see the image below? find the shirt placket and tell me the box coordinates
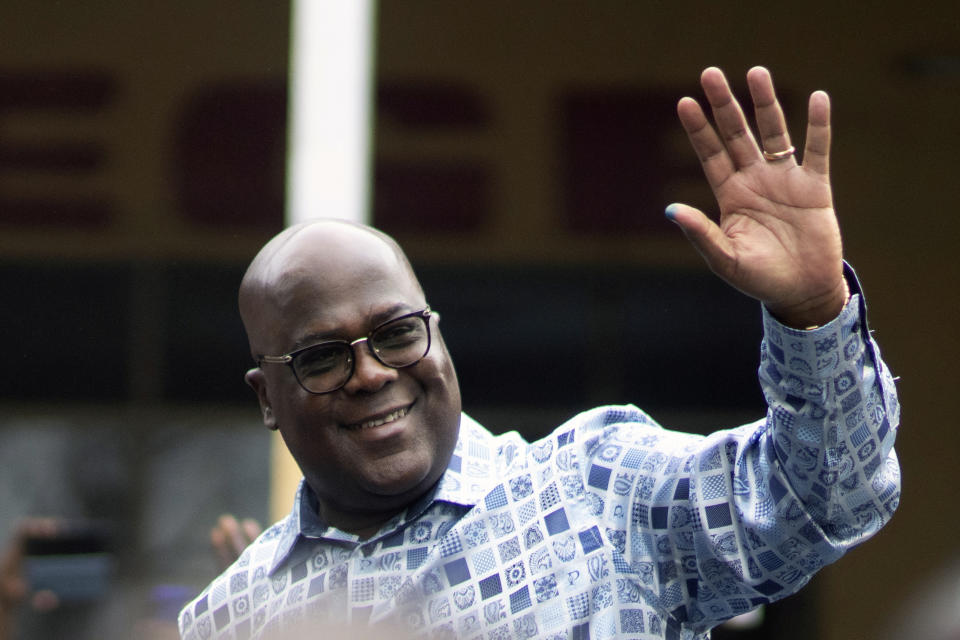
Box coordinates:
[347,542,380,625]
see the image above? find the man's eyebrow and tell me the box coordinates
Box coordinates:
[288,303,416,352]
[288,331,340,352]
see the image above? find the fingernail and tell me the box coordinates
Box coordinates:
[664,204,680,221]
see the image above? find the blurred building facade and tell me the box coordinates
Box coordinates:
[1,2,957,638]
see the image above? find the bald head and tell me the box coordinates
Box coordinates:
[239,219,423,359]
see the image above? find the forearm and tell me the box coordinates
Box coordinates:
[669,266,901,631]
[755,263,900,544]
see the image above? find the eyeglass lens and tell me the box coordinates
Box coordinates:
[292,314,429,393]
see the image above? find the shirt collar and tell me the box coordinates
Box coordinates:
[268,412,502,574]
[434,412,502,506]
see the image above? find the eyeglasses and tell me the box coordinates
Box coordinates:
[257,307,433,394]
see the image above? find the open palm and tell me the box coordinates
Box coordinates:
[668,67,847,328]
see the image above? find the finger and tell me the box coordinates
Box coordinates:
[746,66,795,160]
[31,589,60,612]
[665,203,736,276]
[225,516,248,554]
[803,90,831,177]
[215,514,248,555]
[1,574,28,604]
[4,518,59,575]
[13,518,59,545]
[677,96,736,190]
[209,524,228,566]
[240,519,262,545]
[700,67,763,168]
[210,515,239,568]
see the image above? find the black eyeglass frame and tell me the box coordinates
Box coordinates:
[256,307,433,395]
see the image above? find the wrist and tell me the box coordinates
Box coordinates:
[769,278,851,330]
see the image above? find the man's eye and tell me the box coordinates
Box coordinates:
[375,321,421,348]
[296,347,344,376]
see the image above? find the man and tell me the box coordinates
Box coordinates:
[179,67,900,639]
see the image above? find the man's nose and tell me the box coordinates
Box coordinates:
[342,338,397,393]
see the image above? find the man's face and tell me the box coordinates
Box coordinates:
[244,225,461,533]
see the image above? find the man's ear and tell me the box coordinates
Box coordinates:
[245,368,278,430]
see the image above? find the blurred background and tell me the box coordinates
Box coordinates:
[0,1,957,638]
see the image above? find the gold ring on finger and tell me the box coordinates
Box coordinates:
[762,145,796,161]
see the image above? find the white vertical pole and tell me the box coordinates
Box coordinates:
[273,0,376,522]
[285,0,376,225]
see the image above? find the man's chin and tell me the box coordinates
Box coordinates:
[360,463,437,501]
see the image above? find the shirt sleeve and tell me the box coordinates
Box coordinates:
[754,262,900,549]
[579,263,900,634]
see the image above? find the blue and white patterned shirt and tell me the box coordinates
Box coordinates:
[179,278,900,640]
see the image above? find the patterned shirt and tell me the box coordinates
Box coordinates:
[179,274,900,640]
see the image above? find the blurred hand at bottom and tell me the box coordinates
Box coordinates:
[0,518,64,640]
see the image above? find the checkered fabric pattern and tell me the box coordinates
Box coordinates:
[180,275,900,639]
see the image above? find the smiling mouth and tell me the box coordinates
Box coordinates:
[345,404,412,431]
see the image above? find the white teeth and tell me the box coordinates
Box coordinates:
[356,406,407,430]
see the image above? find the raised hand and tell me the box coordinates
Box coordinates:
[667,66,848,329]
[210,514,262,570]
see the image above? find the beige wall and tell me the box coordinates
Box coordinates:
[0,3,287,261]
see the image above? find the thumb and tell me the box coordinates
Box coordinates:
[31,590,60,612]
[665,203,734,276]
